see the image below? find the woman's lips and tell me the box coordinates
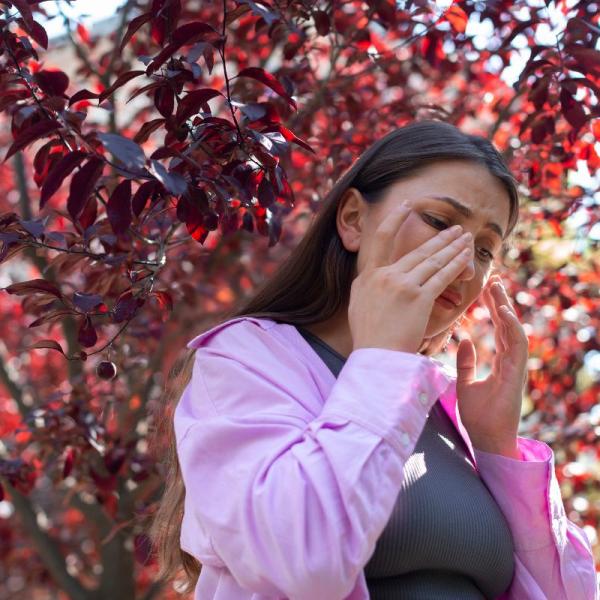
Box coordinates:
[434,295,456,309]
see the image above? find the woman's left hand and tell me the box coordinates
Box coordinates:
[455,274,529,458]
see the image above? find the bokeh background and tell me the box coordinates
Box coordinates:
[0,0,598,598]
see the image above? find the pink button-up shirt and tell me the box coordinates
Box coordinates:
[175,316,598,599]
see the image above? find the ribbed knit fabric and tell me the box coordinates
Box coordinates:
[295,326,515,599]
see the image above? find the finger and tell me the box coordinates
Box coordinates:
[491,278,516,313]
[404,232,472,287]
[419,243,474,296]
[366,203,412,269]
[395,225,466,273]
[490,282,518,350]
[498,304,528,349]
[456,336,477,386]
[482,284,507,352]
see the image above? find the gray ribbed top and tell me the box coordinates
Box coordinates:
[295,326,515,599]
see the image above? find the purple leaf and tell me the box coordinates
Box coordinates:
[107,180,133,235]
[132,181,156,216]
[237,67,297,110]
[66,157,104,222]
[40,150,87,209]
[148,160,188,195]
[4,119,62,162]
[97,133,146,173]
[72,292,104,312]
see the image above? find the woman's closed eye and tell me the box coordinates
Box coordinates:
[423,214,494,261]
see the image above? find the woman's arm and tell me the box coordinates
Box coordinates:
[175,320,452,600]
[474,438,598,600]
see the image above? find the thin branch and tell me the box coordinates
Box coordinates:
[220,0,244,145]
[27,240,162,267]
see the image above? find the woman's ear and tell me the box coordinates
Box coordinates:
[336,188,367,252]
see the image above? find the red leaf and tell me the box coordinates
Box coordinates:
[567,46,600,75]
[10,0,34,27]
[263,124,315,154]
[34,69,70,97]
[69,89,100,107]
[176,88,223,123]
[176,194,207,243]
[132,181,156,216]
[20,18,48,49]
[257,176,275,208]
[560,87,587,131]
[98,70,146,103]
[146,22,221,75]
[89,467,116,492]
[40,150,87,209]
[0,89,29,112]
[151,290,173,312]
[63,448,75,479]
[4,119,62,162]
[126,81,163,104]
[5,278,63,298]
[77,23,91,45]
[172,21,219,46]
[237,67,297,110]
[119,12,152,52]
[66,157,104,222]
[28,339,66,356]
[445,5,468,33]
[531,120,547,144]
[28,309,76,328]
[78,194,98,230]
[313,10,330,36]
[154,85,174,118]
[33,139,59,175]
[107,179,132,235]
[133,118,165,144]
[113,290,142,323]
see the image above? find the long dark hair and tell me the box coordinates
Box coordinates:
[148,119,521,593]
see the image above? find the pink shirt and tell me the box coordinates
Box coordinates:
[175,316,598,599]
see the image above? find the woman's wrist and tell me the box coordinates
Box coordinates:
[472,439,521,460]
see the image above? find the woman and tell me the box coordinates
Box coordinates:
[150,121,598,599]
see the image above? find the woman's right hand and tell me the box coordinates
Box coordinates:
[348,202,473,354]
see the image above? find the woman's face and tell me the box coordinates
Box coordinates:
[339,159,512,340]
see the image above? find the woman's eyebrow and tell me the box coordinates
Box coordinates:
[429,194,505,240]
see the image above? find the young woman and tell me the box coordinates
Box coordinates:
[151,121,598,599]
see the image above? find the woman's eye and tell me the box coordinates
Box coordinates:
[424,215,493,262]
[424,214,448,229]
[478,248,493,262]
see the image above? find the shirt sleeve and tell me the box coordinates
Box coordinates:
[175,322,452,600]
[474,438,599,600]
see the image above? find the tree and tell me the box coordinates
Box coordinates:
[0,0,598,597]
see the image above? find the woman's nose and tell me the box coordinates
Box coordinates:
[456,247,476,281]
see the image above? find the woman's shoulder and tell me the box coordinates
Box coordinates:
[186,316,278,349]
[185,316,311,366]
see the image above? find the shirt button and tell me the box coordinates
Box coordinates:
[418,391,428,405]
[400,432,410,446]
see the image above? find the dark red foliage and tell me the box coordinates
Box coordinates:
[0,0,598,597]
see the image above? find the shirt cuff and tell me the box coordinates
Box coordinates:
[474,437,555,552]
